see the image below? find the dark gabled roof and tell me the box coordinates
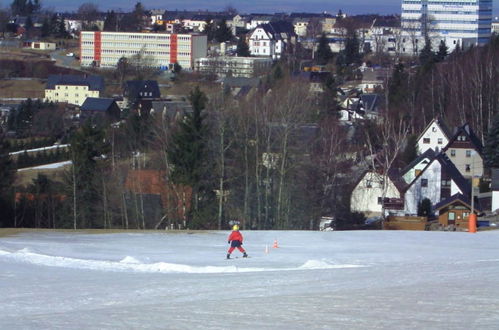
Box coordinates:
[404,152,470,196]
[443,123,484,154]
[222,77,261,88]
[433,193,482,213]
[400,148,436,176]
[151,100,192,119]
[360,94,383,112]
[80,97,116,112]
[259,21,296,40]
[124,80,161,99]
[387,168,409,193]
[46,74,104,92]
[416,117,453,143]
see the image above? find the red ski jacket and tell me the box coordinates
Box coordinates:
[228,230,243,242]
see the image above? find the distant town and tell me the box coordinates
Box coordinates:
[0,0,498,232]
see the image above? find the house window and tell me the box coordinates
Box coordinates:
[466,150,471,157]
[432,127,437,132]
[366,180,372,188]
[423,138,430,144]
[441,179,451,187]
[463,212,470,219]
[450,149,456,157]
[421,178,428,187]
[437,138,443,144]
[465,164,471,172]
[448,212,455,221]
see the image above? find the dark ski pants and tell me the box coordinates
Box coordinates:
[228,240,246,254]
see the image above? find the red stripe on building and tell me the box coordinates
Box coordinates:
[94,31,101,64]
[170,34,177,65]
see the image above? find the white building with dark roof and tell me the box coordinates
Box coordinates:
[44,74,104,106]
[248,21,296,59]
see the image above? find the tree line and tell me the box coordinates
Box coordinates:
[0,34,498,230]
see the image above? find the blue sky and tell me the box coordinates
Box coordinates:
[18,0,499,16]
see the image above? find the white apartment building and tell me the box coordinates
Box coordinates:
[401,0,493,53]
[80,31,208,70]
[194,56,273,78]
[44,74,104,106]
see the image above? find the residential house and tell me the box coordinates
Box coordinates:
[416,117,452,154]
[44,74,104,106]
[350,170,406,217]
[221,77,261,98]
[25,41,56,50]
[248,21,296,59]
[293,18,309,37]
[227,14,249,35]
[403,153,471,216]
[149,9,165,25]
[150,99,192,121]
[401,149,435,184]
[80,97,121,124]
[123,80,161,109]
[443,123,484,179]
[433,193,480,229]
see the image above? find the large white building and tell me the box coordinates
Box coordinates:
[401,0,493,53]
[80,31,207,70]
[194,56,273,78]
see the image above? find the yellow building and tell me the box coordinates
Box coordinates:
[44,74,104,106]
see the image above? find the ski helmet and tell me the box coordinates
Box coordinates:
[232,225,239,231]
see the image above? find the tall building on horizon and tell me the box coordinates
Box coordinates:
[401,0,493,53]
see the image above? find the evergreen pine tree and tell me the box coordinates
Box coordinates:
[419,37,435,67]
[204,18,215,41]
[167,87,213,228]
[104,10,118,31]
[215,19,232,43]
[484,114,499,168]
[388,63,408,109]
[436,40,448,62]
[0,133,14,227]
[67,122,108,228]
[0,133,15,194]
[236,36,250,57]
[316,33,334,65]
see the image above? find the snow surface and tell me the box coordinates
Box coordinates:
[1,230,499,329]
[9,144,70,156]
[17,160,72,172]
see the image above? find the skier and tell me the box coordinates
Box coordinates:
[227,225,248,259]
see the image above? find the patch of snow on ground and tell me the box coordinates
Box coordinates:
[1,230,499,329]
[17,160,72,171]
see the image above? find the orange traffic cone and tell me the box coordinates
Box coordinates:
[273,239,279,248]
